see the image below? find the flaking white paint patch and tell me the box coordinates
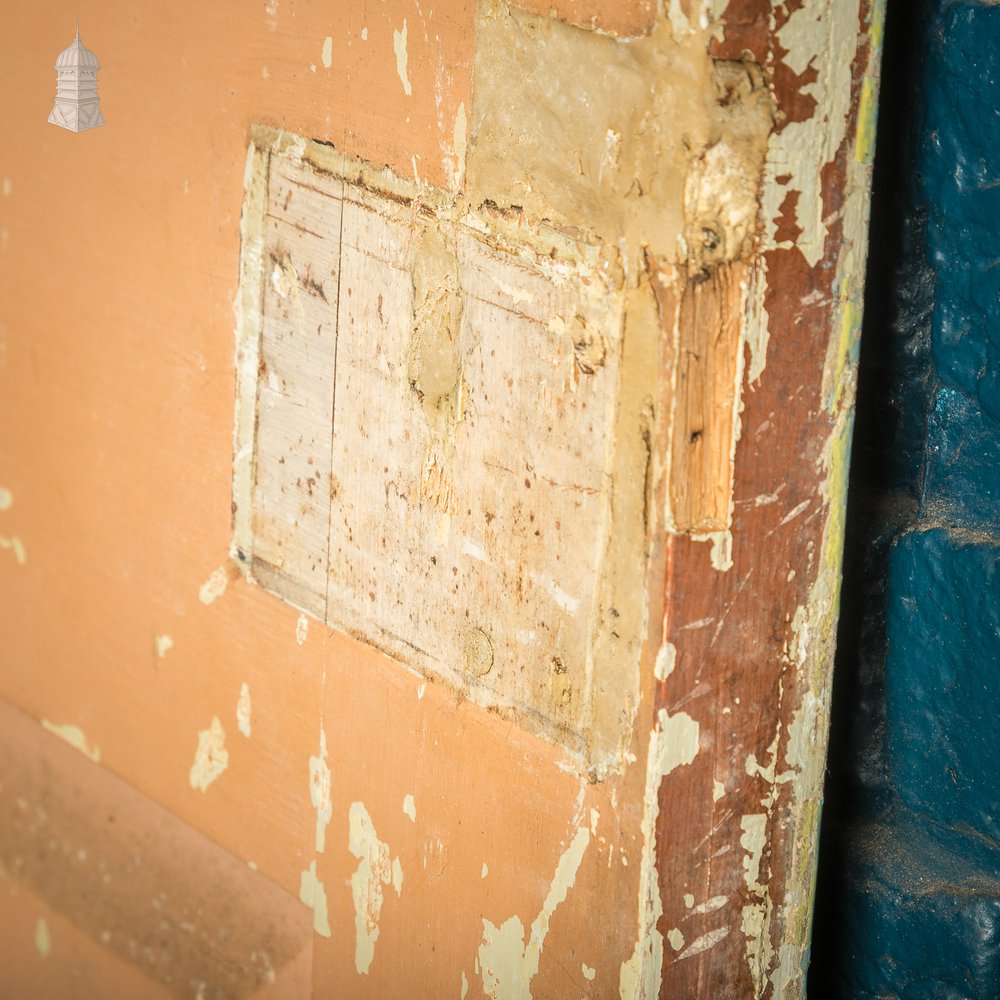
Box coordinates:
[155,635,173,659]
[296,613,309,645]
[198,567,228,605]
[740,812,772,988]
[451,101,468,192]
[482,863,489,879]
[236,683,252,738]
[478,824,590,1000]
[761,2,859,266]
[675,926,730,962]
[310,729,332,852]
[666,928,684,951]
[35,917,51,957]
[653,642,676,682]
[461,971,470,998]
[299,861,332,937]
[403,794,416,822]
[691,894,728,916]
[321,36,333,68]
[393,19,412,97]
[42,721,100,763]
[0,487,12,510]
[350,801,402,975]
[582,963,596,981]
[189,717,228,791]
[619,709,700,1000]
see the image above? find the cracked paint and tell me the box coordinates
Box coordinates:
[309,729,332,853]
[619,709,700,1000]
[393,19,412,96]
[188,716,228,792]
[299,860,332,938]
[478,824,590,1000]
[349,801,402,975]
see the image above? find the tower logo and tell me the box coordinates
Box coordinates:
[49,20,106,133]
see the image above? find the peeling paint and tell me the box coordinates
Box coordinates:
[478,824,590,1000]
[461,971,470,998]
[482,863,489,879]
[41,721,101,763]
[619,709,700,1000]
[0,486,12,510]
[761,4,859,265]
[154,634,173,659]
[403,794,416,822]
[236,682,252,738]
[35,917,51,958]
[666,928,684,951]
[295,613,309,645]
[675,926,730,962]
[198,567,228,605]
[321,36,332,69]
[349,801,402,975]
[0,534,26,565]
[188,716,228,792]
[393,19,412,97]
[309,729,332,853]
[582,962,597,981]
[298,860,332,937]
[653,641,677,682]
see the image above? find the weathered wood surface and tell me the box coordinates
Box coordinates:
[0,1,880,997]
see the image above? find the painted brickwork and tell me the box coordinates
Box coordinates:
[811,3,1000,996]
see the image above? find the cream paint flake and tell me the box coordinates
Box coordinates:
[295,613,309,645]
[0,534,26,565]
[762,1,860,267]
[403,794,416,822]
[393,19,412,97]
[350,801,402,975]
[619,709,700,1000]
[653,641,676,682]
[41,721,100,763]
[582,963,597,981]
[321,36,332,69]
[35,917,51,958]
[299,860,332,937]
[154,634,173,659]
[189,716,228,792]
[478,825,590,1000]
[461,971,470,998]
[0,486,12,509]
[198,567,228,605]
[236,682,252,738]
[310,729,332,853]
